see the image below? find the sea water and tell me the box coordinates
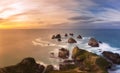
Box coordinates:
[0,29,120,73]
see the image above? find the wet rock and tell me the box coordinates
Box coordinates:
[68,38,77,43]
[58,38,62,42]
[102,51,120,64]
[65,33,68,37]
[69,33,74,36]
[52,35,56,39]
[55,34,61,39]
[77,35,82,39]
[99,41,102,44]
[88,38,99,47]
[58,48,69,59]
[45,65,54,73]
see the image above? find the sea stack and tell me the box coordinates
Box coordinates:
[65,33,68,37]
[58,48,69,59]
[77,35,82,39]
[68,38,77,43]
[88,38,99,47]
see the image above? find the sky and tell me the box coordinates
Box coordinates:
[0,0,120,29]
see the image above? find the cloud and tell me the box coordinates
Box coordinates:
[0,0,120,29]
[69,16,94,21]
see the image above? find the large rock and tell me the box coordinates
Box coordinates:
[102,51,120,64]
[0,57,45,73]
[72,46,81,60]
[51,34,61,39]
[68,38,77,43]
[55,34,61,39]
[77,35,82,39]
[57,46,112,73]
[58,48,69,59]
[88,38,99,47]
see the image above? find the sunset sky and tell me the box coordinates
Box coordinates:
[0,0,120,29]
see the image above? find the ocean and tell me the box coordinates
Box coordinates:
[0,29,120,73]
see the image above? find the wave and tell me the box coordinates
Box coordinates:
[33,37,120,72]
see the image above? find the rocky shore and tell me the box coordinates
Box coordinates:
[1,33,120,73]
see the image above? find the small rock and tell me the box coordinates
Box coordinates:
[77,35,82,39]
[68,38,77,43]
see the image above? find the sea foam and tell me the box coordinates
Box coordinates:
[33,36,120,73]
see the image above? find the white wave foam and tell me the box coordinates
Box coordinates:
[33,36,120,73]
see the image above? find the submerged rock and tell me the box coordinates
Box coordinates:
[102,51,120,64]
[58,48,69,59]
[77,35,82,39]
[88,38,99,47]
[0,57,45,73]
[68,38,77,43]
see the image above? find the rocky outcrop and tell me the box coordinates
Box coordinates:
[72,46,82,60]
[52,35,56,39]
[59,63,76,71]
[45,65,54,73]
[55,34,61,39]
[57,38,62,42]
[0,57,45,73]
[88,38,99,47]
[102,51,120,64]
[70,46,111,73]
[77,35,82,39]
[68,38,77,43]
[52,34,61,39]
[58,48,69,59]
[69,33,74,36]
[65,33,68,37]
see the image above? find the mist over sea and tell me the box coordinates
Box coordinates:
[0,29,120,73]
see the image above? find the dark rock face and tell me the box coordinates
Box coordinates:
[69,33,74,36]
[68,38,77,43]
[52,34,61,39]
[52,35,56,39]
[65,33,68,37]
[0,57,45,73]
[55,34,61,39]
[45,65,54,73]
[77,35,82,39]
[88,38,99,47]
[58,48,69,59]
[102,51,120,64]
[58,38,62,42]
